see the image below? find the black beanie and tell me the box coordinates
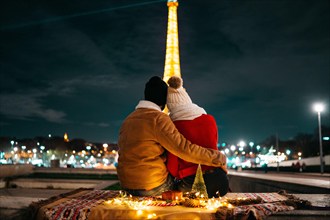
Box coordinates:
[144,76,168,107]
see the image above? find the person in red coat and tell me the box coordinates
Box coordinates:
[166,76,229,197]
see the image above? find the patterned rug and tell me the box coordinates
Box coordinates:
[44,190,119,220]
[224,192,288,203]
[28,189,314,220]
[216,201,295,220]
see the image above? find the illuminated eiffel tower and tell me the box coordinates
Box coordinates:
[163,0,181,83]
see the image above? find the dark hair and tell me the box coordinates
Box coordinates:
[144,76,168,109]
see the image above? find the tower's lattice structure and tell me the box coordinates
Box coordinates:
[163,0,181,83]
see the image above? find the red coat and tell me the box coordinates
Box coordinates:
[167,114,218,179]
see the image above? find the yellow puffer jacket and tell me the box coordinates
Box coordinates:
[117,108,226,190]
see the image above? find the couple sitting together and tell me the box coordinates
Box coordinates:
[117,76,229,198]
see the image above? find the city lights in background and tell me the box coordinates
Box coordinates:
[238,141,246,148]
[0,124,328,169]
[286,149,291,155]
[0,134,119,169]
[0,137,323,170]
[298,152,302,160]
[215,138,306,170]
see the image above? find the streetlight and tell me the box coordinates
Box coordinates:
[313,103,325,174]
[103,143,108,152]
[238,141,246,148]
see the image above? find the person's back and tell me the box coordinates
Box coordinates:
[165,76,229,197]
[117,107,169,190]
[167,114,218,179]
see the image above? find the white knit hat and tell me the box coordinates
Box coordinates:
[167,76,206,121]
[167,76,192,110]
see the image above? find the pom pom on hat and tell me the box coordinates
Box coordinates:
[167,76,182,89]
[167,76,192,111]
[166,76,207,121]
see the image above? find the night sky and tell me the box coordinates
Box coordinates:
[1,0,329,144]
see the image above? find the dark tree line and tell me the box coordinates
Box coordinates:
[258,125,330,158]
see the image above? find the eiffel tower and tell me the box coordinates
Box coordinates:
[163,0,181,83]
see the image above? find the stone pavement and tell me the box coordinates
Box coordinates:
[229,171,330,189]
[0,180,119,220]
[228,170,330,194]
[0,188,72,220]
[7,178,118,190]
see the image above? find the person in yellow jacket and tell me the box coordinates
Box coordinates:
[117,76,227,196]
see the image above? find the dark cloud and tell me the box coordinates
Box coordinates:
[0,92,67,122]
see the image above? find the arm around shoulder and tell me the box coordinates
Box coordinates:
[156,113,227,167]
